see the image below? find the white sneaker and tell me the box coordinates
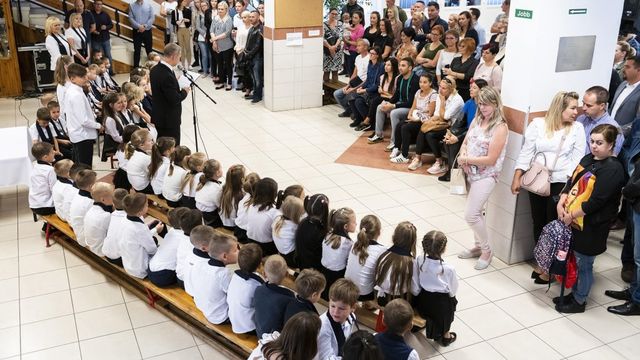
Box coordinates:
[367,134,383,144]
[389,148,400,158]
[385,142,395,151]
[390,154,410,163]
[408,158,422,171]
[427,160,446,175]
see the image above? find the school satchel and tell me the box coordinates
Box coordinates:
[420,115,449,133]
[520,135,567,197]
[533,219,572,275]
[450,154,467,195]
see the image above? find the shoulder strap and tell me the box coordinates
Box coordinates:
[549,133,568,171]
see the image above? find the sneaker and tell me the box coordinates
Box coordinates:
[349,121,360,128]
[389,148,400,158]
[385,143,395,152]
[367,135,383,144]
[458,248,482,259]
[408,158,422,171]
[355,123,372,131]
[338,111,351,118]
[390,154,410,164]
[427,160,446,175]
[555,297,586,313]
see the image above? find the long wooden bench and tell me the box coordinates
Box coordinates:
[323,80,349,105]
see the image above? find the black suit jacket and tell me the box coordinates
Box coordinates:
[150,63,188,129]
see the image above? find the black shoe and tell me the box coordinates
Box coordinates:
[531,270,539,279]
[251,98,262,103]
[605,288,632,301]
[553,293,574,305]
[555,297,585,313]
[607,301,640,316]
[349,121,360,128]
[244,94,253,99]
[534,275,554,285]
[438,173,450,182]
[621,264,635,283]
[338,111,351,118]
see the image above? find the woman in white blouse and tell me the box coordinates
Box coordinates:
[234,10,252,94]
[45,17,71,71]
[435,29,460,84]
[65,13,89,65]
[511,91,585,283]
[473,43,503,92]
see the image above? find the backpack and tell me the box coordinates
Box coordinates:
[533,219,572,274]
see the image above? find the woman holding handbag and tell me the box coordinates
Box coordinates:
[457,87,508,270]
[511,91,586,284]
[554,124,626,313]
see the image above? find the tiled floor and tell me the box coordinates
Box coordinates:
[1,75,639,359]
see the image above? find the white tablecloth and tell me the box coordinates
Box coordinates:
[0,126,33,187]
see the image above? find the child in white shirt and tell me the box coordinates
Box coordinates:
[119,193,164,279]
[192,229,239,324]
[148,207,190,287]
[233,172,260,243]
[219,164,246,231]
[174,208,204,288]
[68,170,97,245]
[29,142,57,216]
[271,195,304,267]
[125,128,154,193]
[321,207,357,300]
[162,146,192,207]
[83,183,115,256]
[195,159,224,227]
[149,137,176,195]
[52,159,74,220]
[102,188,129,267]
[183,224,213,295]
[246,177,280,256]
[227,243,264,334]
[317,279,359,360]
[180,152,206,209]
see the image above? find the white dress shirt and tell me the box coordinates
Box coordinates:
[271,217,297,255]
[149,228,181,272]
[184,248,210,295]
[234,193,251,229]
[61,185,79,222]
[182,173,203,198]
[115,150,128,170]
[162,165,187,202]
[354,54,370,81]
[56,83,70,115]
[29,124,57,144]
[52,178,74,220]
[317,312,355,360]
[64,83,101,143]
[104,116,124,143]
[246,206,280,243]
[227,270,264,334]
[220,197,239,227]
[45,34,71,71]
[151,156,171,195]
[83,203,112,257]
[174,230,193,280]
[191,258,233,324]
[515,118,586,183]
[126,150,152,191]
[321,235,353,271]
[434,93,465,122]
[28,162,56,209]
[376,257,421,298]
[416,257,459,297]
[195,180,222,212]
[102,209,127,260]
[69,190,94,246]
[611,80,640,119]
[120,216,158,279]
[344,242,386,296]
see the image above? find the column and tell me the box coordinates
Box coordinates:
[263,0,324,111]
[486,0,624,264]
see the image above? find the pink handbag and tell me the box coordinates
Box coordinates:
[520,135,566,197]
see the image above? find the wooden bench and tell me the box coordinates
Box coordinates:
[323,80,348,105]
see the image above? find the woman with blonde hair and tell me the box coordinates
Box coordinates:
[457,87,508,270]
[512,91,585,282]
[209,0,234,90]
[386,6,402,50]
[443,38,478,101]
[45,17,71,71]
[614,41,635,79]
[65,13,89,65]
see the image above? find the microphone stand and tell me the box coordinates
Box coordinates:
[180,69,217,151]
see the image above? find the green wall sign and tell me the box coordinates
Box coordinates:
[515,8,533,19]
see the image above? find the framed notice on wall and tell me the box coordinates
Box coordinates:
[555,35,596,73]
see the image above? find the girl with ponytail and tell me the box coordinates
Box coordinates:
[320,207,357,300]
[234,172,261,243]
[125,129,155,194]
[195,159,224,227]
[345,214,386,308]
[272,195,305,267]
[148,137,176,195]
[162,145,192,207]
[415,230,458,347]
[113,124,140,190]
[219,164,246,231]
[275,184,305,209]
[179,152,207,208]
[294,193,330,271]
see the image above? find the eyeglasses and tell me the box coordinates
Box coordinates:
[369,52,379,55]
[442,78,453,84]
[330,12,338,16]
[445,36,456,40]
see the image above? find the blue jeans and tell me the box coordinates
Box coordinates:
[333,88,352,113]
[92,40,113,73]
[572,251,596,304]
[631,212,640,303]
[197,41,211,75]
[252,55,263,100]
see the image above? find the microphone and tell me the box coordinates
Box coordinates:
[176,64,187,75]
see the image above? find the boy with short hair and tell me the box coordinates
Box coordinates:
[252,255,295,337]
[228,243,264,334]
[29,142,57,216]
[102,188,129,266]
[29,108,63,159]
[47,101,73,159]
[52,159,74,220]
[64,63,103,167]
[283,269,326,322]
[101,58,120,91]
[148,207,190,287]
[192,231,239,324]
[68,169,97,245]
[87,64,105,101]
[175,209,204,288]
[317,278,359,360]
[375,299,420,360]
[84,182,115,256]
[60,163,90,221]
[184,224,213,295]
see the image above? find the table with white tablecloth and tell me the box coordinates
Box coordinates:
[0,126,33,187]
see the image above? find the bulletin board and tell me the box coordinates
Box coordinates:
[275,0,323,28]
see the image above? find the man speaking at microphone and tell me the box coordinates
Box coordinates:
[150,43,190,145]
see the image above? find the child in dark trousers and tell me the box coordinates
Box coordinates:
[252,255,295,337]
[283,268,326,323]
[375,299,420,360]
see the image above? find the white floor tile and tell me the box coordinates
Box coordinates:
[76,304,133,340]
[20,290,74,324]
[21,343,82,360]
[0,301,19,329]
[134,321,196,358]
[20,315,78,353]
[71,282,124,312]
[67,264,109,289]
[567,345,629,360]
[457,303,523,340]
[442,341,506,360]
[126,300,170,328]
[567,306,640,343]
[488,329,562,360]
[0,277,19,303]
[455,279,491,311]
[465,271,528,301]
[530,317,602,357]
[0,257,19,280]
[495,293,562,327]
[0,240,18,259]
[79,330,142,360]
[18,235,62,256]
[18,250,66,276]
[0,326,20,359]
[607,333,640,359]
[19,269,69,298]
[147,346,204,360]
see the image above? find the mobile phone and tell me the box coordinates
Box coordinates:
[148,220,160,229]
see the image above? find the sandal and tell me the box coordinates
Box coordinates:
[440,332,457,347]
